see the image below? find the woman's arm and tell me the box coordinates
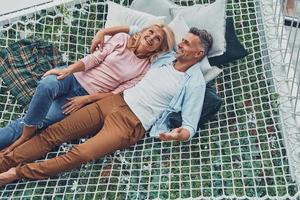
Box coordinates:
[43,61,85,80]
[90,26,130,53]
[111,68,148,94]
[62,92,113,114]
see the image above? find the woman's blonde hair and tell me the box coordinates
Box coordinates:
[128,23,175,62]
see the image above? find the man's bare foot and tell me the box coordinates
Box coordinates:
[0,168,18,186]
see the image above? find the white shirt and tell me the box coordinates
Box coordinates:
[124,63,184,131]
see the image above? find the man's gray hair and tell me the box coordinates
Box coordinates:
[189,27,213,56]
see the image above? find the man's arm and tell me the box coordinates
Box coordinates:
[159,84,206,142]
[180,84,206,140]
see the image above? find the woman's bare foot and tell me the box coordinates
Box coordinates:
[0,168,18,186]
[0,147,7,153]
[3,126,37,154]
[0,147,8,156]
[0,147,10,157]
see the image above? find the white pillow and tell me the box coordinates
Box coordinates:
[168,14,189,45]
[199,56,213,74]
[105,1,166,28]
[170,0,227,58]
[199,56,222,82]
[130,0,205,23]
[130,0,179,23]
[204,67,223,83]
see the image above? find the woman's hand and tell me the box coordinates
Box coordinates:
[90,26,130,53]
[43,68,72,80]
[90,30,105,53]
[62,96,90,115]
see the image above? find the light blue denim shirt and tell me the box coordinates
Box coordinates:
[129,26,206,140]
[148,51,206,140]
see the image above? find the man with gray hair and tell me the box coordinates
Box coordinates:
[119,25,213,141]
[0,27,213,184]
[91,25,213,141]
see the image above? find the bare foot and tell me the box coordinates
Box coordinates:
[0,168,18,186]
[3,136,28,154]
[0,147,10,157]
[0,147,8,153]
[4,126,37,154]
[0,147,8,157]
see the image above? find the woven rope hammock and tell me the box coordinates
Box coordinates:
[1,0,300,199]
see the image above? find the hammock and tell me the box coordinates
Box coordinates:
[0,0,300,199]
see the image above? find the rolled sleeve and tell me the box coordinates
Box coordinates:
[181,125,195,140]
[181,83,206,140]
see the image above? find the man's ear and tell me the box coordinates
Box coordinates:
[194,50,204,60]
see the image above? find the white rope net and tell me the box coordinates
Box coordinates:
[0,0,300,199]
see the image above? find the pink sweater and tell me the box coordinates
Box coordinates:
[74,33,149,94]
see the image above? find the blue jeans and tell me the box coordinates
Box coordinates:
[0,73,88,149]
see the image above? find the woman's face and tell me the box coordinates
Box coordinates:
[138,26,165,54]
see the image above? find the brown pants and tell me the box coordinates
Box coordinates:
[0,94,145,180]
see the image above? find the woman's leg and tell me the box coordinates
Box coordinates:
[0,119,23,150]
[6,74,87,151]
[43,78,88,128]
[14,97,145,180]
[42,88,86,128]
[0,102,104,173]
[0,98,69,151]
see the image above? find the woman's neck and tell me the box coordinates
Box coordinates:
[134,48,149,59]
[127,36,149,59]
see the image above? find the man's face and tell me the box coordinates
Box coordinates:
[175,33,203,62]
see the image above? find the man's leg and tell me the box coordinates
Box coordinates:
[42,77,89,128]
[0,102,104,173]
[14,98,145,180]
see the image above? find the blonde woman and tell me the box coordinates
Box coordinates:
[0,23,175,152]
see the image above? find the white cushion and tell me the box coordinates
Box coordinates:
[203,67,223,83]
[199,56,213,74]
[170,0,227,58]
[168,14,189,45]
[200,56,222,82]
[130,0,179,23]
[105,1,166,28]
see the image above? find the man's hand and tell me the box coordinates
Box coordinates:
[43,68,72,80]
[90,30,105,53]
[159,127,190,141]
[62,96,90,115]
